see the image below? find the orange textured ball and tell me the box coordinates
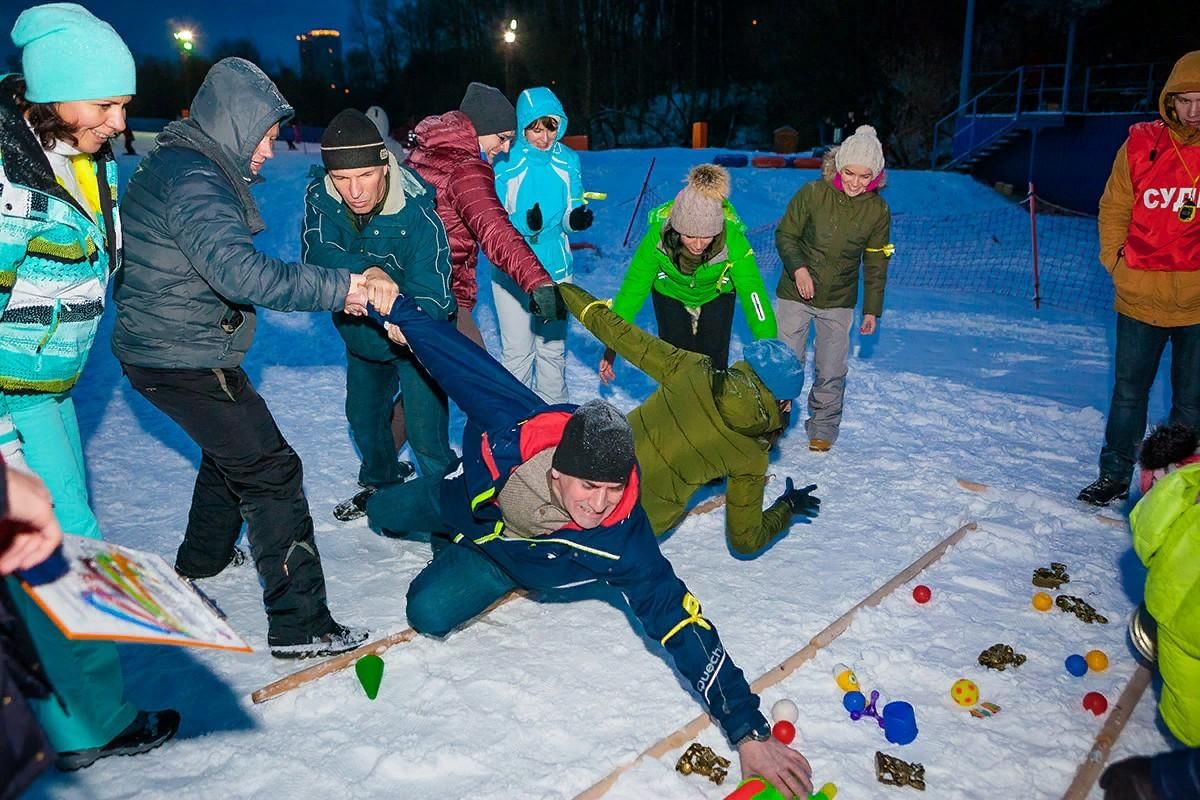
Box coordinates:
[1086,650,1109,672]
[1032,592,1053,611]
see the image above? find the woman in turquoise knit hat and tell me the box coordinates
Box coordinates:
[1,2,179,771]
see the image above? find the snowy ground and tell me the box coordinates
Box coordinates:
[26,139,1181,799]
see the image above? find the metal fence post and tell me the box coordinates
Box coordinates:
[1029,182,1041,310]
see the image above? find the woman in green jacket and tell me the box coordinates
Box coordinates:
[774,125,893,452]
[603,164,775,378]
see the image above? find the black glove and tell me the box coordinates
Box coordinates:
[569,205,594,231]
[528,283,566,322]
[775,478,820,519]
[1099,756,1155,800]
[526,203,543,232]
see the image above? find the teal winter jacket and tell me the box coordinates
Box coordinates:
[493,87,585,281]
[0,75,119,449]
[302,153,454,361]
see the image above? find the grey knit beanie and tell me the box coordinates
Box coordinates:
[835,124,885,177]
[551,400,636,483]
[459,81,516,136]
[668,164,730,238]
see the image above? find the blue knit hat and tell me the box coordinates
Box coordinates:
[12,3,136,103]
[742,339,805,401]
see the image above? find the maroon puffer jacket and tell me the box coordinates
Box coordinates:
[405,111,551,310]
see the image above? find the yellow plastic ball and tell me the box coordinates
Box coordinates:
[1086,649,1109,672]
[1032,592,1053,612]
[951,678,979,707]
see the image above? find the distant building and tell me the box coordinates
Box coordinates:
[297,29,344,88]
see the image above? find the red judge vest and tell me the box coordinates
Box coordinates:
[1124,121,1200,271]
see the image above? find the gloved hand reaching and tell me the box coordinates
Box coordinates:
[526,203,543,232]
[528,282,566,322]
[1098,756,1153,800]
[569,205,594,231]
[775,478,820,519]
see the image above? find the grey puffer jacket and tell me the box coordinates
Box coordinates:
[112,58,350,369]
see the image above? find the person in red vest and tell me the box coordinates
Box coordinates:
[1078,51,1200,507]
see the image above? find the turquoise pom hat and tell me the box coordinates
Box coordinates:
[12,3,136,103]
[742,339,805,401]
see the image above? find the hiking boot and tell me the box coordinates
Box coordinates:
[56,709,181,771]
[175,546,247,580]
[1077,476,1128,506]
[809,438,832,452]
[269,623,370,660]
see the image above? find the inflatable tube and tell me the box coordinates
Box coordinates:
[751,155,788,168]
[713,153,749,168]
[791,157,823,169]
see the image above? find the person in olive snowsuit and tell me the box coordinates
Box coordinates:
[775,125,893,452]
[561,285,820,555]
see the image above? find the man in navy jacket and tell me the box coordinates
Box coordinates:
[366,296,814,796]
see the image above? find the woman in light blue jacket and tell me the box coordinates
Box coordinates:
[493,87,593,402]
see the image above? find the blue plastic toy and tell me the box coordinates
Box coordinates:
[1065,654,1088,677]
[881,701,918,745]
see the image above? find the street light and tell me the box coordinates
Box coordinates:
[502,19,517,97]
[173,27,197,117]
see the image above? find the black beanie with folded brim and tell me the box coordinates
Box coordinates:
[321,108,389,171]
[459,81,516,136]
[551,400,636,484]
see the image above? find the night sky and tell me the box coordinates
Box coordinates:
[0,0,354,72]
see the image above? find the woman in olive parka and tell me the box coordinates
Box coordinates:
[775,124,893,452]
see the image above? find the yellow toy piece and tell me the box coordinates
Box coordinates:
[1086,649,1109,671]
[951,678,979,707]
[832,663,859,692]
[1032,591,1053,611]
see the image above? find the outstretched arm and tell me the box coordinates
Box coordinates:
[725,473,795,555]
[368,298,545,429]
[559,284,693,384]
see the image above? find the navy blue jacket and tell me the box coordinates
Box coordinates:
[372,297,768,744]
[1154,747,1200,798]
[1,581,53,798]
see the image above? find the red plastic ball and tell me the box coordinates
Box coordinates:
[912,585,932,604]
[771,720,796,745]
[1083,692,1108,716]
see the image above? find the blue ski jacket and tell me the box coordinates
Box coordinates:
[371,296,769,745]
[493,87,584,281]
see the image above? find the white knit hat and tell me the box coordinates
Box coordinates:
[835,125,885,177]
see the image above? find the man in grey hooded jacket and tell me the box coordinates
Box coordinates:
[112,58,394,658]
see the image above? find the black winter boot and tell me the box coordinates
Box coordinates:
[1077,476,1129,506]
[56,709,181,771]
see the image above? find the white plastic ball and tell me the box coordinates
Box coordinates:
[771,698,799,725]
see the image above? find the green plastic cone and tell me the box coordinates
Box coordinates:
[355,654,384,700]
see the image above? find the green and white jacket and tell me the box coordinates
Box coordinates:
[0,75,119,454]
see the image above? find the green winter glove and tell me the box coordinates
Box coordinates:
[528,283,566,323]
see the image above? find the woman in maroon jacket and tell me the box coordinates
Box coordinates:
[405,82,562,346]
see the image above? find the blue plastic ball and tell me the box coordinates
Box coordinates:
[1065,654,1088,677]
[843,691,866,713]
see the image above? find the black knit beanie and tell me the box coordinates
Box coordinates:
[321,109,389,171]
[459,81,516,136]
[551,400,636,483]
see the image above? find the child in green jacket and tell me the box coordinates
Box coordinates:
[604,164,775,377]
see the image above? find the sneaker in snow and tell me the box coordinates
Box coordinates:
[1077,476,1128,507]
[333,486,377,522]
[808,438,832,452]
[269,624,370,660]
[56,709,181,771]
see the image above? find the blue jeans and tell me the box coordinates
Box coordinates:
[345,351,452,487]
[405,541,517,637]
[1100,314,1200,482]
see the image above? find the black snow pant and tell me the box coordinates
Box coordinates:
[651,289,736,371]
[122,364,337,645]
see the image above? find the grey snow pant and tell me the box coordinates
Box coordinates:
[776,299,853,444]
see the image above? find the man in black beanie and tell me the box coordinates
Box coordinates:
[301,108,458,521]
[361,296,815,798]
